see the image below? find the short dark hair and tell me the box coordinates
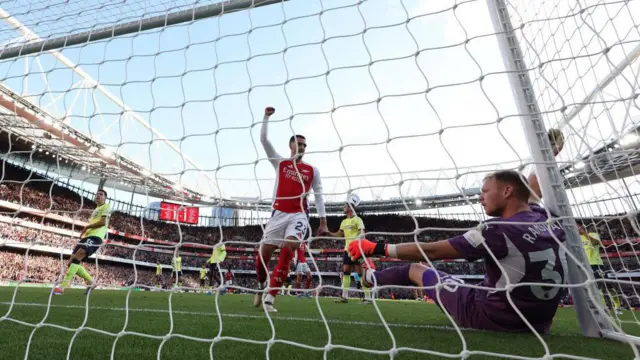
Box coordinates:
[97,189,108,198]
[289,134,306,143]
[485,170,530,202]
[346,203,358,213]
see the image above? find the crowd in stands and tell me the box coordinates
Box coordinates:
[0,161,480,246]
[3,161,640,300]
[0,215,491,276]
[0,252,201,288]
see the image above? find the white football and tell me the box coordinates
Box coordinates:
[347,193,361,207]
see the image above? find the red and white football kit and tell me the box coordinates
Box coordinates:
[260,115,326,246]
[295,242,311,274]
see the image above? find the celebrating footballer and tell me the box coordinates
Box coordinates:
[254,106,328,312]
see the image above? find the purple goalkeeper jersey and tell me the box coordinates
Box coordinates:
[448,204,567,333]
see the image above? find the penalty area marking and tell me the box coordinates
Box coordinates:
[0,301,583,337]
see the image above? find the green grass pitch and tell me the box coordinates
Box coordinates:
[0,287,637,360]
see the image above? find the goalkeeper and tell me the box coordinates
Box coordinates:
[348,170,567,334]
[527,129,624,313]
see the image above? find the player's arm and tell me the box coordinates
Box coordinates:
[350,240,461,262]
[579,227,600,246]
[80,206,110,234]
[82,218,106,231]
[349,226,504,262]
[527,128,564,203]
[527,172,542,203]
[311,166,328,235]
[357,217,365,238]
[218,244,227,262]
[260,106,282,168]
[328,218,363,239]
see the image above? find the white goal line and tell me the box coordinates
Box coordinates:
[0,301,585,338]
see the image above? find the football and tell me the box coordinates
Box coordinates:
[347,193,361,207]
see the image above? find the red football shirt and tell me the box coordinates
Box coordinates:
[260,115,326,217]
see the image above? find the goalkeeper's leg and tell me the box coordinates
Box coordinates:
[364,263,497,330]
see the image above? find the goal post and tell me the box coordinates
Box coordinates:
[487,0,640,344]
[0,0,288,60]
[485,0,611,338]
[2,0,640,359]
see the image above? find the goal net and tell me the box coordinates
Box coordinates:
[0,0,638,359]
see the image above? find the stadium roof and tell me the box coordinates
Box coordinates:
[0,0,636,212]
[2,64,638,213]
[0,83,207,203]
[0,81,483,213]
[560,126,640,189]
[226,189,482,214]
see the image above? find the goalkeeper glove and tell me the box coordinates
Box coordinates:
[347,239,388,261]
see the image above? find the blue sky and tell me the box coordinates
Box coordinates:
[0,0,639,218]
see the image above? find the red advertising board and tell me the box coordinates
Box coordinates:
[159,202,199,224]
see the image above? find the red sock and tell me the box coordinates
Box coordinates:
[255,251,272,284]
[305,276,312,289]
[268,247,293,296]
[295,277,301,292]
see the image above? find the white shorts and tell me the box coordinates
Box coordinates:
[296,262,310,274]
[262,210,310,247]
[225,280,232,286]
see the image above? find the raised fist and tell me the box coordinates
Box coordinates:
[265,106,275,116]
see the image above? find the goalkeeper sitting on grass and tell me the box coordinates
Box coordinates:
[348,170,567,334]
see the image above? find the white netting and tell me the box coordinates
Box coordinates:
[0,0,639,359]
[504,0,640,341]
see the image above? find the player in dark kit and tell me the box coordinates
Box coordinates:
[348,170,567,334]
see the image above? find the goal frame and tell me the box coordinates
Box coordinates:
[0,0,637,349]
[486,0,640,343]
[0,0,288,60]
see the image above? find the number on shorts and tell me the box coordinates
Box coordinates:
[294,222,308,236]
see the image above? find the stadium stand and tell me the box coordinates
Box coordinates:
[1,161,640,301]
